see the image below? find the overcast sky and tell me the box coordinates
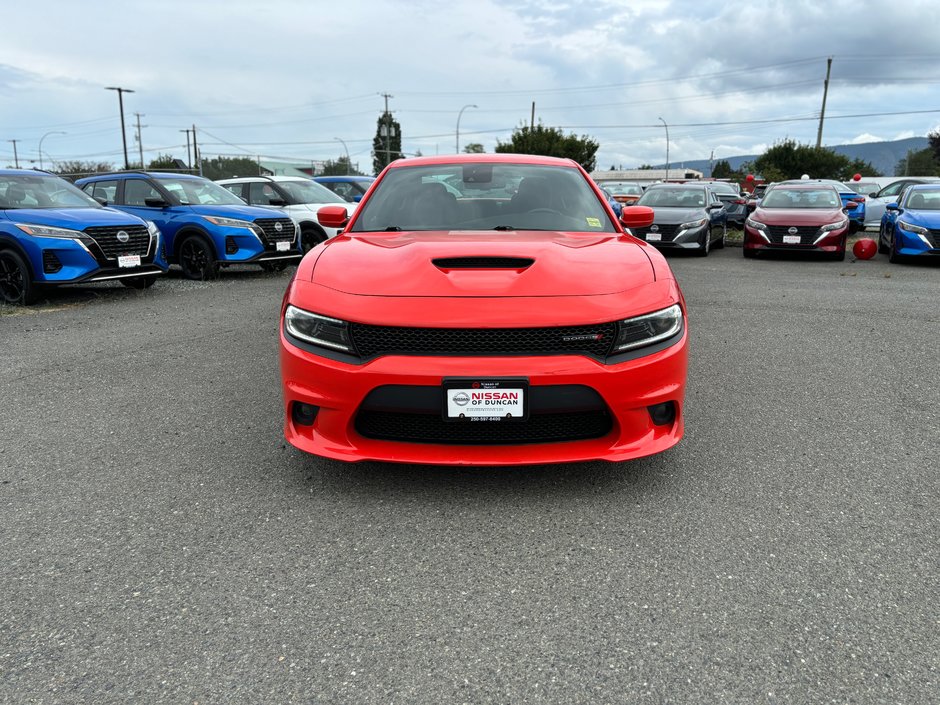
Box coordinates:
[2,0,940,174]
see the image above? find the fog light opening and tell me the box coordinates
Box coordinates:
[648,401,676,426]
[225,236,239,255]
[291,402,319,426]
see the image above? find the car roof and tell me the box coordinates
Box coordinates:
[384,153,580,169]
[313,175,375,182]
[645,182,708,190]
[77,171,203,181]
[217,175,308,183]
[0,169,59,178]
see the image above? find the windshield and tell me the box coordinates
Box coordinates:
[761,188,841,209]
[350,163,617,233]
[277,179,346,205]
[709,182,739,195]
[602,182,643,195]
[903,188,940,210]
[637,188,707,208]
[0,174,101,210]
[159,177,247,206]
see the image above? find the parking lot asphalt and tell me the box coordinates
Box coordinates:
[1,252,938,704]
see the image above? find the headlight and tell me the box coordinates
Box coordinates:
[284,306,355,353]
[898,220,928,235]
[14,223,83,239]
[201,215,256,230]
[145,220,160,236]
[679,218,707,230]
[819,219,849,233]
[612,304,683,353]
[745,217,767,230]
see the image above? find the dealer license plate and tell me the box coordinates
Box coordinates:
[783,235,801,244]
[276,241,290,252]
[443,378,528,421]
[117,255,141,268]
[646,232,662,242]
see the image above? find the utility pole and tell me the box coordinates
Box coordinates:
[380,92,394,167]
[816,56,832,149]
[105,86,134,170]
[530,101,535,152]
[192,124,202,176]
[658,117,670,182]
[134,112,146,169]
[179,129,192,169]
[7,139,19,168]
[709,149,714,176]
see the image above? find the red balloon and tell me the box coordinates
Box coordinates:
[853,238,877,260]
[745,174,755,182]
[853,173,862,181]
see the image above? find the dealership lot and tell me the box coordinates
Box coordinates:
[1,253,937,703]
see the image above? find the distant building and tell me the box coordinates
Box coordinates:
[591,168,703,185]
[259,160,328,178]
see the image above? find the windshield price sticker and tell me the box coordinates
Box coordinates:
[117,255,141,268]
[276,241,290,251]
[444,378,528,421]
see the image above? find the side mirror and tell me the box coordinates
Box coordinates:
[94,196,108,206]
[317,205,350,229]
[619,205,655,230]
[144,197,169,208]
[868,192,879,198]
[267,198,288,207]
[885,202,900,212]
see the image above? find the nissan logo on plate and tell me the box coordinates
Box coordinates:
[788,227,798,235]
[274,222,284,232]
[116,230,130,243]
[452,392,470,406]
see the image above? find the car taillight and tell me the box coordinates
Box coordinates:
[733,199,746,205]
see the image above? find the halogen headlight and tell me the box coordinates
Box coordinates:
[14,223,83,239]
[898,220,928,235]
[679,218,708,230]
[819,219,849,233]
[613,304,683,353]
[145,220,160,236]
[201,215,256,230]
[284,306,354,353]
[745,217,767,231]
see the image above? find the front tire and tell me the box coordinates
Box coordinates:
[121,275,157,289]
[878,225,889,254]
[178,235,218,280]
[888,231,904,264]
[301,225,328,253]
[695,230,711,257]
[0,249,39,305]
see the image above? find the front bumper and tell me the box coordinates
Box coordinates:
[280,328,688,466]
[894,227,940,257]
[742,224,847,254]
[640,224,708,251]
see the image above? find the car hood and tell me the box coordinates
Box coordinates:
[185,204,288,220]
[0,207,145,228]
[308,230,655,297]
[649,207,706,224]
[752,207,845,225]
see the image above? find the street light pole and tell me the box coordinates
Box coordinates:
[456,104,477,154]
[7,140,19,168]
[179,129,192,170]
[334,137,350,174]
[38,131,66,171]
[658,117,670,182]
[105,86,135,170]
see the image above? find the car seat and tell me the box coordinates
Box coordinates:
[908,193,927,209]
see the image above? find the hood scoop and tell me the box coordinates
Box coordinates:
[433,256,534,270]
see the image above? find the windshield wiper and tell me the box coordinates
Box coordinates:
[383,226,402,231]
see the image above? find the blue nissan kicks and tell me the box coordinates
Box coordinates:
[75,172,302,279]
[0,169,167,305]
[879,184,940,263]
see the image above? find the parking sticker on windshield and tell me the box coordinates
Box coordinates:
[586,217,602,228]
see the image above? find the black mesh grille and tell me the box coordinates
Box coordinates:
[632,224,680,242]
[355,409,612,445]
[927,230,940,248]
[254,218,295,247]
[433,257,534,269]
[42,250,62,273]
[766,225,819,245]
[83,225,151,258]
[349,322,617,359]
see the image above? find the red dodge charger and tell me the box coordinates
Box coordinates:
[279,154,688,465]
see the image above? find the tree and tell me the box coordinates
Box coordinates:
[637,164,654,170]
[928,130,940,162]
[320,156,362,176]
[494,123,599,172]
[752,139,877,181]
[711,160,734,179]
[147,153,183,170]
[52,161,115,177]
[463,142,485,154]
[199,156,263,180]
[894,148,939,177]
[372,111,403,174]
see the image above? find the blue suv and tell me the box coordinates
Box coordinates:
[0,169,167,305]
[75,172,302,279]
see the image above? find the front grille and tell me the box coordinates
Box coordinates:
[349,322,617,360]
[433,257,534,269]
[42,250,62,273]
[632,224,680,242]
[927,230,940,248]
[355,409,612,445]
[83,225,151,259]
[766,225,819,245]
[254,218,295,247]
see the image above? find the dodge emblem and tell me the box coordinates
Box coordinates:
[787,227,798,235]
[116,230,130,243]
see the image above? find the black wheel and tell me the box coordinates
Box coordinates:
[714,224,726,250]
[178,235,218,280]
[260,261,288,273]
[878,225,889,254]
[743,247,757,259]
[832,246,846,261]
[888,230,904,264]
[0,249,39,305]
[120,275,158,289]
[301,226,327,253]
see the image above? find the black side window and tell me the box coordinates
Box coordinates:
[123,179,163,206]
